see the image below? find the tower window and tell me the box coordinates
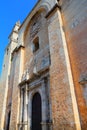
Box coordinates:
[33,37,39,52]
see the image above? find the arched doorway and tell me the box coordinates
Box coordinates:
[6,111,11,130]
[32,92,42,130]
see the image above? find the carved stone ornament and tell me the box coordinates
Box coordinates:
[30,13,42,39]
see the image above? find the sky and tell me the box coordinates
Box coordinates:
[0,0,38,76]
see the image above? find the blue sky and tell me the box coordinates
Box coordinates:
[0,0,38,76]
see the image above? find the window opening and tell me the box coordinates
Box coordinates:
[33,37,39,52]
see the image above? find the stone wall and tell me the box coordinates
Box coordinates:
[61,0,87,129]
[1,0,87,130]
[0,22,20,130]
[47,7,80,129]
[9,47,24,130]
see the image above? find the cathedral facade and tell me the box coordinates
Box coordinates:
[0,0,87,130]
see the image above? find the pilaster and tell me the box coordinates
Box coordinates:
[47,5,81,130]
[9,46,24,130]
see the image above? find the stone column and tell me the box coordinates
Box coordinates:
[18,88,23,130]
[24,85,28,130]
[41,80,48,130]
[5,112,9,130]
[45,77,53,130]
[28,92,32,130]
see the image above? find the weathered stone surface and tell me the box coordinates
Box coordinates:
[0,0,87,130]
[61,0,87,129]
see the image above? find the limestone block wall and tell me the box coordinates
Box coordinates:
[0,42,17,129]
[5,52,17,126]
[1,0,87,130]
[61,0,87,129]
[0,22,20,130]
[0,43,12,129]
[47,6,81,129]
[8,54,17,105]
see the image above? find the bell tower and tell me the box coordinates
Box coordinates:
[0,21,20,130]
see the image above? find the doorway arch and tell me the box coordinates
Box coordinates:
[32,92,42,130]
[6,111,11,130]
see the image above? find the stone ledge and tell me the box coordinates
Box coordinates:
[12,45,25,54]
[45,3,61,18]
[11,45,25,60]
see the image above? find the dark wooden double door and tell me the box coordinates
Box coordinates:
[32,93,42,130]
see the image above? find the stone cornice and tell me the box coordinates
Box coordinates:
[18,79,29,87]
[45,3,61,18]
[12,45,25,55]
[8,30,18,39]
[18,69,49,87]
[11,45,25,61]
